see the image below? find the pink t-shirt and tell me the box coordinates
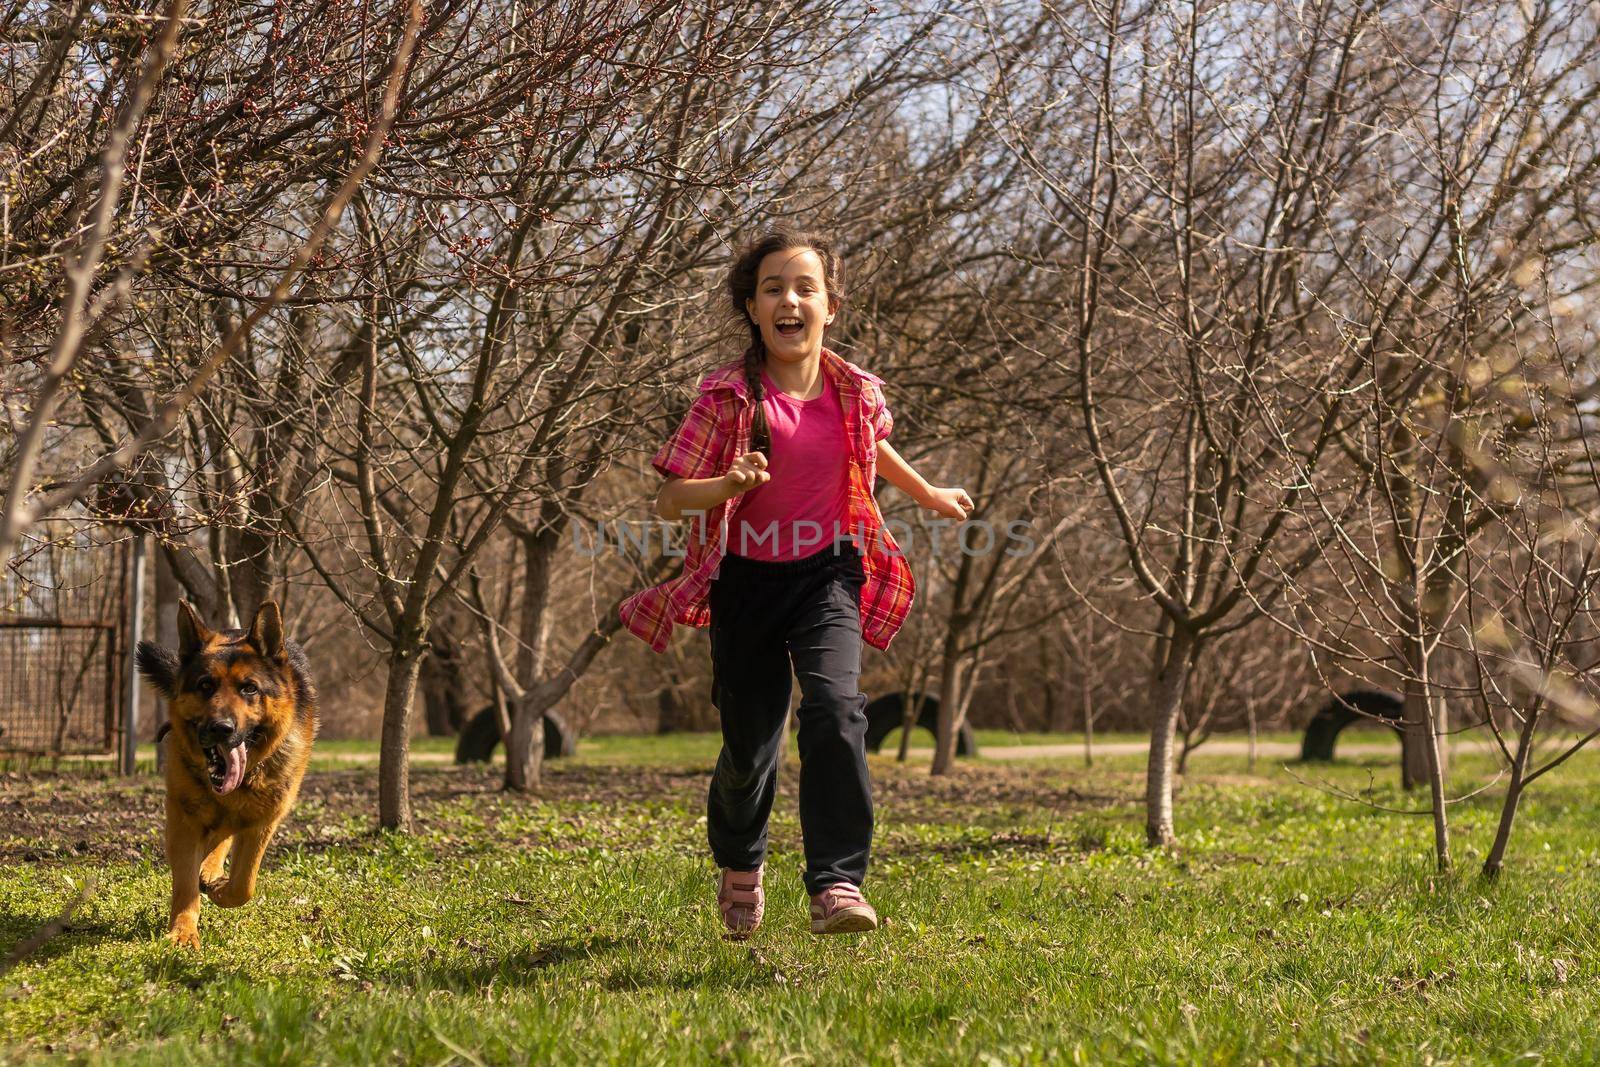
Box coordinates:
[727,368,852,560]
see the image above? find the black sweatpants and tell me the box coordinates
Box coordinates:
[706,540,872,896]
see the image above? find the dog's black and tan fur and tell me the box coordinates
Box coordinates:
[136,600,318,948]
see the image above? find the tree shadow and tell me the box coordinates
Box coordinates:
[0,910,146,969]
[403,934,628,990]
[139,950,227,989]
[595,960,801,995]
[594,937,876,994]
[882,830,1085,863]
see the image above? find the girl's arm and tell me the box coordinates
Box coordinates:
[654,451,770,521]
[876,439,973,520]
[654,476,736,521]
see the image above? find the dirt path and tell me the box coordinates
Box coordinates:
[311,739,1403,765]
[973,740,1393,761]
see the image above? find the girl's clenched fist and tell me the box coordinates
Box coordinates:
[723,451,771,495]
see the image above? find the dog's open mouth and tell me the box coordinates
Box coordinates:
[203,741,248,795]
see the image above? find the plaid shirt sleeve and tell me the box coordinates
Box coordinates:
[651,393,725,480]
[864,379,893,443]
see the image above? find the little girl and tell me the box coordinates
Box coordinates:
[620,228,973,937]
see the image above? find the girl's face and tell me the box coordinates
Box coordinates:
[744,248,836,364]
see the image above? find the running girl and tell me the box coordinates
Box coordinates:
[620,228,973,936]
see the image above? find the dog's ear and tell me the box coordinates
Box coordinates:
[177,600,210,660]
[249,600,285,661]
[135,641,180,698]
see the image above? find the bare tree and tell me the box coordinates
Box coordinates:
[2,0,422,562]
[1280,0,1600,869]
[987,0,1430,845]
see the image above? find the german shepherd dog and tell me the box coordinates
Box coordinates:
[136,601,318,948]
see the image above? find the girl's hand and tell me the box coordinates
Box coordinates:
[723,451,771,495]
[923,486,974,521]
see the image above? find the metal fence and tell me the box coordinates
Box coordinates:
[0,532,130,757]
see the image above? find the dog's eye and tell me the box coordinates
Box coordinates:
[239,682,259,698]
[196,678,217,697]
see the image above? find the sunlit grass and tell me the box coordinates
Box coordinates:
[1,736,1596,1064]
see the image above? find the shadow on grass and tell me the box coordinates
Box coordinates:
[882,829,1103,863]
[403,934,628,990]
[594,941,849,994]
[0,911,131,969]
[140,950,227,989]
[403,933,802,996]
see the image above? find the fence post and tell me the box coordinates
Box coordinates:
[120,533,146,775]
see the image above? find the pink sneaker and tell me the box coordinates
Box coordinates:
[717,865,764,939]
[809,882,878,934]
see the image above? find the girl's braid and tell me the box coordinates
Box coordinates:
[743,332,771,455]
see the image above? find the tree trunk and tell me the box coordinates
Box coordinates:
[1004,678,1025,732]
[504,526,556,793]
[1400,636,1451,871]
[378,641,425,832]
[153,548,180,773]
[1080,612,1096,765]
[504,696,546,792]
[419,624,466,736]
[933,651,986,776]
[896,689,917,762]
[490,675,512,740]
[1145,627,1195,847]
[1482,708,1539,878]
[1423,704,1452,873]
[1400,703,1430,790]
[656,683,685,734]
[226,525,274,626]
[1082,680,1094,768]
[931,654,966,775]
[1246,698,1257,773]
[1042,662,1057,732]
[1399,629,1432,790]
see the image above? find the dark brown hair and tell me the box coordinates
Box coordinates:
[726,228,847,454]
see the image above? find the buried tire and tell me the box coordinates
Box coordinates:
[1299,689,1403,761]
[863,692,978,758]
[454,705,577,763]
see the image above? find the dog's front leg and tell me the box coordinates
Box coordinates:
[198,831,233,896]
[165,805,204,948]
[207,819,277,908]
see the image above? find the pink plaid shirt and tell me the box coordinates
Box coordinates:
[620,348,915,653]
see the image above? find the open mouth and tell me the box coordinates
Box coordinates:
[203,741,248,795]
[775,317,803,338]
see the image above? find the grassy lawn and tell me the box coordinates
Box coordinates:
[1,735,1597,1064]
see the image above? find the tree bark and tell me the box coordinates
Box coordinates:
[1246,698,1257,773]
[504,699,546,792]
[896,689,918,762]
[1042,637,1058,733]
[1145,627,1195,847]
[1400,636,1452,871]
[153,547,180,773]
[1483,701,1545,878]
[656,683,686,734]
[1082,680,1095,768]
[931,655,968,775]
[420,624,467,736]
[1400,694,1431,790]
[1078,612,1096,765]
[504,525,557,792]
[378,639,425,832]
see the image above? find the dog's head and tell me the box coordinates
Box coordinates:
[136,601,297,796]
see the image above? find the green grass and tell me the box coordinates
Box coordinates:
[1,735,1597,1064]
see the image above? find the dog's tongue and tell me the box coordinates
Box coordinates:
[217,743,247,795]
